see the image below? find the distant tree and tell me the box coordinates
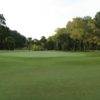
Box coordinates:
[0,26,10,49]
[32,44,43,51]
[66,16,97,51]
[54,28,71,50]
[0,14,26,50]
[0,14,10,49]
[94,11,100,28]
[46,36,55,50]
[5,36,15,50]
[66,17,86,51]
[27,37,32,50]
[33,38,40,45]
[82,16,96,51]
[0,14,6,26]
[9,30,26,48]
[40,36,47,49]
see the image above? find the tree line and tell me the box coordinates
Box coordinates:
[30,11,100,51]
[0,14,26,50]
[0,11,100,51]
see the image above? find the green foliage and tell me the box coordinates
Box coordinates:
[0,26,10,49]
[0,14,6,26]
[67,17,85,40]
[0,11,100,51]
[4,36,15,50]
[54,28,71,50]
[46,36,56,50]
[10,30,26,48]
[32,44,44,51]
[46,12,100,51]
[0,14,26,50]
[27,37,32,50]
[40,36,47,49]
[94,11,100,28]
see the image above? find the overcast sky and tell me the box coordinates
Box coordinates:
[0,0,100,39]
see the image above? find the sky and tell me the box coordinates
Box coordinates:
[0,0,100,39]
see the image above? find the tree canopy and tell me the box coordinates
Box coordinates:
[0,11,100,51]
[0,14,26,50]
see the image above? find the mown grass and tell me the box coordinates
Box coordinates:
[0,51,100,100]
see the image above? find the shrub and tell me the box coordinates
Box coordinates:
[32,44,44,51]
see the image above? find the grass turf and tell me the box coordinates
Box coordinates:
[0,51,100,100]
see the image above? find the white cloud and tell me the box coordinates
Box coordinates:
[0,0,100,39]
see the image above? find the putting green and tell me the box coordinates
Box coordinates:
[0,51,85,57]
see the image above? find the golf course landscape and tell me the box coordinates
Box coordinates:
[0,1,100,100]
[0,51,100,100]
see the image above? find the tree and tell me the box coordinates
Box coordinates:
[40,36,47,49]
[5,36,15,50]
[46,36,55,50]
[0,26,10,49]
[27,37,32,50]
[94,11,100,28]
[66,17,86,51]
[54,28,71,50]
[0,14,10,49]
[9,30,26,48]
[66,16,97,51]
[93,12,100,50]
[0,14,26,50]
[0,14,6,26]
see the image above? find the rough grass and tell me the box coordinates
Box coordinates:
[0,51,100,100]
